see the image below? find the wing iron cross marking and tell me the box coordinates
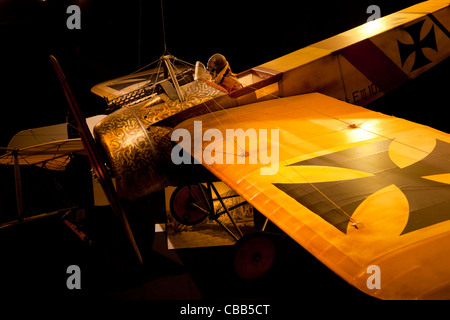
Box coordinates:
[274,139,450,235]
[398,19,438,72]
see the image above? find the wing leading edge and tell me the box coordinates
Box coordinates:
[174,93,450,299]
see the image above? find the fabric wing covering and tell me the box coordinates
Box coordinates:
[0,139,84,171]
[174,93,450,299]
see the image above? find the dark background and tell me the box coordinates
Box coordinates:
[0,0,449,304]
[2,0,446,147]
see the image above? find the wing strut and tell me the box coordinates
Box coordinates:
[50,55,143,264]
[162,55,185,102]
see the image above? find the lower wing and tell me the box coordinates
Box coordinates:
[0,139,84,171]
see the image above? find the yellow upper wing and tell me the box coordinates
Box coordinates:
[174,93,450,299]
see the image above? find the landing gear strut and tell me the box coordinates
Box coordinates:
[169,182,277,279]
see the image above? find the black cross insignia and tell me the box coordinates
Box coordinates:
[398,19,438,72]
[274,139,450,235]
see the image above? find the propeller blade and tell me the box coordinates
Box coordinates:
[50,55,143,264]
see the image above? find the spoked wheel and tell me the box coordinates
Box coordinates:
[170,184,210,226]
[233,232,277,280]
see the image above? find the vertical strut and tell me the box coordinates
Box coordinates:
[13,151,24,221]
[163,55,185,102]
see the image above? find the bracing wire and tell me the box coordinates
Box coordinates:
[160,0,168,54]
[138,0,142,69]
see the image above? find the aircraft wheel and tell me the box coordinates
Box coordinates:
[233,232,277,280]
[170,185,210,226]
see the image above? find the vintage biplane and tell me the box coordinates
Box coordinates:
[3,0,450,299]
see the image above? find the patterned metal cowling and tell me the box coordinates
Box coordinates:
[94,80,230,201]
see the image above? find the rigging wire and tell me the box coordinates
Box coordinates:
[138,0,142,69]
[160,0,168,54]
